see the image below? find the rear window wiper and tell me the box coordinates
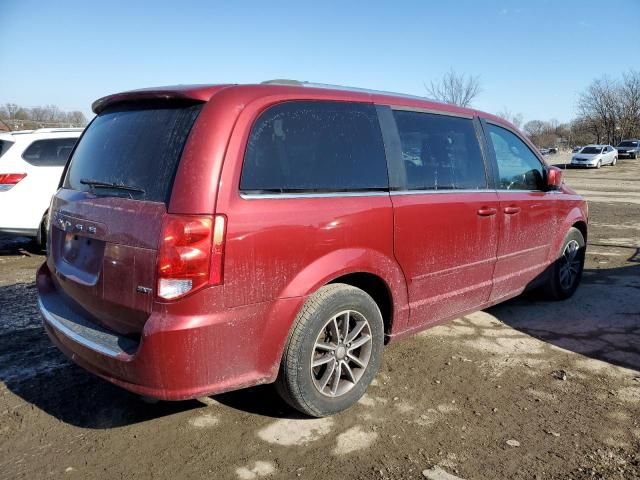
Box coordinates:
[80,178,146,195]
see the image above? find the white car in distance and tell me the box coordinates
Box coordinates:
[0,128,82,248]
[571,144,618,168]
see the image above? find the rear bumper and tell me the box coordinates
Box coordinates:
[37,262,303,400]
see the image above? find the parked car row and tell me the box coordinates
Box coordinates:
[537,147,558,156]
[571,144,618,168]
[570,139,639,164]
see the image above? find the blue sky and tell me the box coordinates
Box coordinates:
[1,0,638,123]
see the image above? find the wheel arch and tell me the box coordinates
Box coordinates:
[277,247,410,336]
[572,220,588,243]
[327,272,394,340]
[550,208,588,261]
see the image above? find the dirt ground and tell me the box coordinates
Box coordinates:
[0,152,639,480]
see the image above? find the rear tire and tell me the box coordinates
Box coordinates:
[275,283,384,417]
[542,227,585,300]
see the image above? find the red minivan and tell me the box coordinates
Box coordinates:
[37,81,588,416]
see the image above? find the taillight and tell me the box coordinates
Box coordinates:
[0,173,27,192]
[157,214,226,300]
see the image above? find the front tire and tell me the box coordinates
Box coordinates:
[596,160,602,169]
[612,156,617,166]
[543,227,585,300]
[275,283,384,417]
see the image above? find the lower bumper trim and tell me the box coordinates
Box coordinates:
[39,293,139,358]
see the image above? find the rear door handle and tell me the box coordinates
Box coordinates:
[503,206,521,215]
[477,207,497,217]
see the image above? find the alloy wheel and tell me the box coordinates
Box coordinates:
[311,310,373,397]
[559,240,582,290]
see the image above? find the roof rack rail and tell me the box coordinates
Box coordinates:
[5,129,35,135]
[31,127,85,133]
[261,79,440,104]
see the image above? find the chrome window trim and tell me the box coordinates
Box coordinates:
[503,189,564,194]
[499,189,545,193]
[388,105,474,119]
[390,189,496,196]
[391,188,558,195]
[241,188,557,199]
[240,191,391,200]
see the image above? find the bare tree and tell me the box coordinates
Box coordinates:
[29,106,48,122]
[515,72,640,148]
[523,120,547,139]
[14,108,31,121]
[577,76,621,144]
[619,70,640,140]
[44,105,62,123]
[496,108,524,129]
[66,111,87,125]
[522,119,569,148]
[0,102,88,129]
[425,69,482,107]
[569,118,594,146]
[3,103,20,119]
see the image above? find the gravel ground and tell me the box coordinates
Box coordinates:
[0,153,638,480]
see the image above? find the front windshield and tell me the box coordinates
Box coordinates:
[618,141,638,147]
[581,147,603,154]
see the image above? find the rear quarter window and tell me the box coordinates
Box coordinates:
[0,139,14,158]
[22,138,78,166]
[63,103,202,203]
[240,101,388,193]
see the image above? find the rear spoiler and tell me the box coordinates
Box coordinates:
[92,84,232,114]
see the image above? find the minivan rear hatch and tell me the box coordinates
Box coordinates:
[48,100,203,336]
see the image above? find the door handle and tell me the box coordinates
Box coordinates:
[477,207,497,216]
[503,206,521,215]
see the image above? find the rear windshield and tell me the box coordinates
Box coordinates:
[0,139,14,158]
[581,147,603,154]
[63,103,202,203]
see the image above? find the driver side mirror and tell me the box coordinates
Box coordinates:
[545,166,563,190]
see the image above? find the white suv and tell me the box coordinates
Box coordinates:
[0,128,82,247]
